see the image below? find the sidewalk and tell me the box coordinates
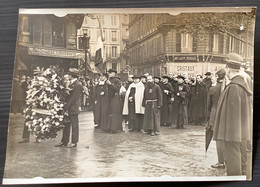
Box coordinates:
[4,112,226,179]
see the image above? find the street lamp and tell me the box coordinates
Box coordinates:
[82,29,90,77]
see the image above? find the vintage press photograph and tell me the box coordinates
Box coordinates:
[3,7,256,184]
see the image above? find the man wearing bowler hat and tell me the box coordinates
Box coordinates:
[203,72,213,90]
[213,53,253,178]
[55,68,82,148]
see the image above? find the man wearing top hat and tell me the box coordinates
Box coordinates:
[213,53,253,178]
[203,72,213,90]
[106,68,123,133]
[55,68,82,148]
[160,75,174,126]
[123,75,145,132]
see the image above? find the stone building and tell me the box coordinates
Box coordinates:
[16,14,86,75]
[128,13,254,77]
[77,14,129,77]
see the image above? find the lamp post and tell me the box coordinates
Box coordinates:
[82,29,90,77]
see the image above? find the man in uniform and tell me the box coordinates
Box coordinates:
[142,76,162,136]
[213,53,253,178]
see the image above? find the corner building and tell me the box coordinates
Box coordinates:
[128,13,254,77]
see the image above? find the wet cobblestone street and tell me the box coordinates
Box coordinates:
[4,111,226,179]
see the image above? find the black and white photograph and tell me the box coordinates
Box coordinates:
[2,7,256,184]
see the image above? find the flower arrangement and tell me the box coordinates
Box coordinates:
[24,66,72,140]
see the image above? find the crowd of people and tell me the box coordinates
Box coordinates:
[15,53,253,178]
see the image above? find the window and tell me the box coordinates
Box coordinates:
[112,63,117,70]
[112,31,117,41]
[218,34,224,54]
[192,35,197,52]
[43,18,52,46]
[111,15,117,26]
[176,33,194,53]
[209,33,219,53]
[52,20,65,47]
[33,17,42,44]
[239,41,244,55]
[112,46,117,58]
[176,33,181,52]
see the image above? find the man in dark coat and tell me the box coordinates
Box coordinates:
[208,69,226,169]
[189,75,208,125]
[93,73,109,131]
[187,78,196,124]
[160,75,174,126]
[55,68,82,148]
[142,76,162,136]
[170,75,188,129]
[106,69,123,133]
[213,53,253,178]
[203,72,213,90]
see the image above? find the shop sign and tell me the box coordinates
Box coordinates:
[28,47,84,59]
[174,56,198,62]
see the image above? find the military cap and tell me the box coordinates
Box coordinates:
[226,53,243,69]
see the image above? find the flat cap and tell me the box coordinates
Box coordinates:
[226,53,243,69]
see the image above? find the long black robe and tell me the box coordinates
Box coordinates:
[142,82,162,132]
[93,81,109,131]
[189,81,208,123]
[107,77,123,132]
[159,82,174,125]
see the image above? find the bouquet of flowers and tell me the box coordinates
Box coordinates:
[24,66,72,140]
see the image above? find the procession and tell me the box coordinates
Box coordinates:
[3,9,255,182]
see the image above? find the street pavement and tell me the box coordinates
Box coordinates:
[3,111,226,179]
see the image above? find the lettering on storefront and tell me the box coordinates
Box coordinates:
[174,56,198,62]
[177,66,195,72]
[28,47,84,59]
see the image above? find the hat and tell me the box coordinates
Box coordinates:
[204,72,212,76]
[140,75,147,79]
[132,75,140,80]
[153,76,161,80]
[69,68,80,76]
[226,53,243,69]
[162,75,171,80]
[108,69,117,73]
[216,69,226,79]
[177,75,185,80]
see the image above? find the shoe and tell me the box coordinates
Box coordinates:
[18,139,29,143]
[94,125,100,129]
[155,132,160,135]
[150,131,155,136]
[211,163,225,169]
[66,143,77,148]
[55,142,67,147]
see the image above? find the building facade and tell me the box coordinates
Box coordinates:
[128,13,254,77]
[16,14,86,76]
[77,14,129,76]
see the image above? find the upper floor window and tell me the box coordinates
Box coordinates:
[112,46,118,58]
[112,31,117,42]
[111,15,117,26]
[176,33,196,53]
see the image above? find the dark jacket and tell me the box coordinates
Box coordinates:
[66,80,82,115]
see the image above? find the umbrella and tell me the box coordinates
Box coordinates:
[205,125,214,152]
